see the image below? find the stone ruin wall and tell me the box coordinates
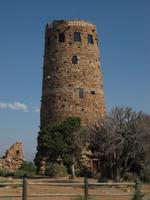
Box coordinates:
[0,142,24,171]
[41,19,105,129]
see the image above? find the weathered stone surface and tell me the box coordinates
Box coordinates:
[80,147,93,169]
[0,142,24,171]
[40,19,105,129]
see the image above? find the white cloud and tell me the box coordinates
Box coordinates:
[0,103,7,109]
[0,101,28,112]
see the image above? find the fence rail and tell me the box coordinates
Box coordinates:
[0,177,136,199]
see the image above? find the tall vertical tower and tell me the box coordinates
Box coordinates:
[41,19,105,129]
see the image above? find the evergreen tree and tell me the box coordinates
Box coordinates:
[34,117,82,177]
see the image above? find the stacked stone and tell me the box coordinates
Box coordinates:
[0,142,24,171]
[41,19,105,129]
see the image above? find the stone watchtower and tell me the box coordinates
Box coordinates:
[41,19,105,129]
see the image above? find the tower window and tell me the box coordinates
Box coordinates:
[74,32,81,42]
[96,38,98,46]
[88,34,94,44]
[47,36,52,46]
[59,33,65,42]
[72,56,78,64]
[79,88,84,98]
[16,150,20,155]
[91,90,96,95]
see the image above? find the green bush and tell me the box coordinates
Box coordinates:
[123,172,139,182]
[19,161,36,173]
[14,161,37,178]
[98,176,108,183]
[75,167,95,178]
[14,169,29,178]
[140,166,150,183]
[0,168,14,177]
[0,161,36,178]
[45,163,67,177]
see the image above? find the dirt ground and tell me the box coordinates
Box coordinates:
[0,177,150,200]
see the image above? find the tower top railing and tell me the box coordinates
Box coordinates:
[47,19,96,29]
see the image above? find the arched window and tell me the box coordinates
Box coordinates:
[74,32,81,42]
[72,56,78,64]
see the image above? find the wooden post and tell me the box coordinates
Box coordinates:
[22,177,27,200]
[84,176,88,200]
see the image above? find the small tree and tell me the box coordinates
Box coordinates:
[60,117,82,178]
[34,117,82,178]
[89,107,150,181]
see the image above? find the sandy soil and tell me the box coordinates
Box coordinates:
[0,177,149,200]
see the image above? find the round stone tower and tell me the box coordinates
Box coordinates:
[41,19,105,129]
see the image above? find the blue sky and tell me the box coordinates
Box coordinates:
[0,0,150,155]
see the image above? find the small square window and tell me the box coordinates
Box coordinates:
[47,36,52,46]
[91,90,96,95]
[59,33,65,42]
[74,32,81,42]
[88,34,94,44]
[79,88,84,98]
[72,56,78,64]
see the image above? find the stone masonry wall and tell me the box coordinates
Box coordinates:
[0,142,24,171]
[40,19,105,129]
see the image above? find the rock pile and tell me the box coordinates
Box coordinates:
[0,142,24,171]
